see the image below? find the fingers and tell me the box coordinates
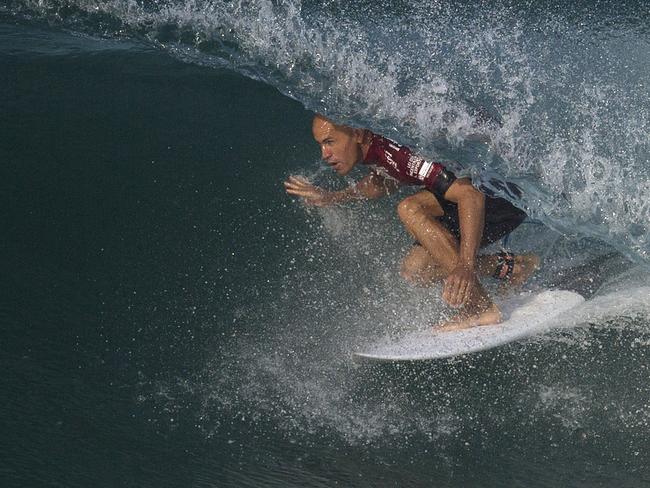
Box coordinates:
[284,176,311,194]
[284,176,314,193]
[442,279,460,307]
[285,186,313,197]
[284,175,325,205]
[284,175,311,189]
[443,275,474,307]
[291,175,311,185]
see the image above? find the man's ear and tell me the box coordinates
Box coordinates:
[353,128,365,143]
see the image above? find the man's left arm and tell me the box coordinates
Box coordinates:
[440,178,486,306]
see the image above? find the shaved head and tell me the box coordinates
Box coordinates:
[311,114,369,175]
[312,114,355,137]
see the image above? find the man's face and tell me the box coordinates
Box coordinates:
[312,117,363,176]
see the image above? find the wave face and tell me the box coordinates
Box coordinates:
[5,0,650,262]
[4,4,650,486]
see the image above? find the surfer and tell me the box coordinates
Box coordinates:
[285,115,539,330]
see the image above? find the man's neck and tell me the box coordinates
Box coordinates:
[360,130,373,160]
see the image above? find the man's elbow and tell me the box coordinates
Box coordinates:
[446,180,485,206]
[464,185,485,205]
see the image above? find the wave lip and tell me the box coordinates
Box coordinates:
[6,0,650,262]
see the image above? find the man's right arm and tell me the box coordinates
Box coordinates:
[354,172,398,199]
[284,172,395,206]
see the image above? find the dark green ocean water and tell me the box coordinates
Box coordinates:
[3,2,650,486]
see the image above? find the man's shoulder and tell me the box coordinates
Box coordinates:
[364,133,410,163]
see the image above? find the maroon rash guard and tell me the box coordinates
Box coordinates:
[362,132,446,190]
[361,132,527,247]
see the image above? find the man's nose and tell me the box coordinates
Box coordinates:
[321,146,332,160]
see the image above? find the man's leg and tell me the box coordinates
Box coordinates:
[396,190,500,329]
[401,245,540,289]
[400,244,447,285]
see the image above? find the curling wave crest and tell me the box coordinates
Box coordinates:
[7,0,650,262]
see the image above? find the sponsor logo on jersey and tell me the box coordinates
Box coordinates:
[407,155,425,178]
[383,149,398,170]
[418,159,435,180]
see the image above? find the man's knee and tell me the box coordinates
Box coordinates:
[400,259,426,284]
[397,196,420,222]
[397,192,442,224]
[400,246,439,285]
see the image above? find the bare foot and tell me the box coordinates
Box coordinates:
[434,303,502,332]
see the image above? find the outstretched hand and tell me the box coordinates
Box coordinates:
[284,175,331,207]
[442,264,478,307]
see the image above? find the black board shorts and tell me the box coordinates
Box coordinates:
[419,171,527,249]
[437,195,527,248]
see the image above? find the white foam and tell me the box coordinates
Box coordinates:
[19,0,650,261]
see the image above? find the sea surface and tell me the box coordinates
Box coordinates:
[2,1,650,486]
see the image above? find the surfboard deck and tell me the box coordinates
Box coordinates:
[353,289,584,362]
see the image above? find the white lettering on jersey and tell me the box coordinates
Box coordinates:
[383,149,398,170]
[406,155,424,178]
[418,159,434,180]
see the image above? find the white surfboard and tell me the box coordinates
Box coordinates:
[353,289,584,362]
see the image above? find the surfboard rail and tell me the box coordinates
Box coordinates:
[353,290,585,362]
